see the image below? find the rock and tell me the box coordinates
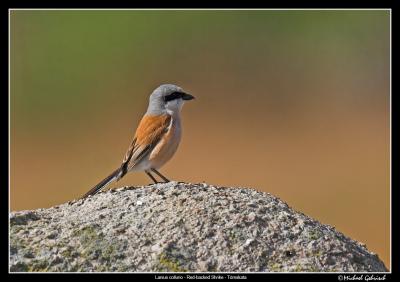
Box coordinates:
[9,182,388,272]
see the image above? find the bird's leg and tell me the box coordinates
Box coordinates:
[151,168,170,182]
[145,170,158,184]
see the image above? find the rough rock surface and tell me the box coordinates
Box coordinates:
[9,182,388,272]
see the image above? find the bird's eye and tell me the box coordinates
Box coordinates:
[164,92,182,102]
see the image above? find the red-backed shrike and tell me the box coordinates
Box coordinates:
[82,84,194,198]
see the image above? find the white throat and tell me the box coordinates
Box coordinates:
[165,99,184,116]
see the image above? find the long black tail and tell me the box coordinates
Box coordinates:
[81,167,122,199]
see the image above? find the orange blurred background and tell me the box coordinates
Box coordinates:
[10,10,390,268]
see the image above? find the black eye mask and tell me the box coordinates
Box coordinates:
[164,92,195,102]
[164,92,183,102]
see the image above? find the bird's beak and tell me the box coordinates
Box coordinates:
[181,93,195,101]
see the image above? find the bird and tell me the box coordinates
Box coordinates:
[81,84,195,198]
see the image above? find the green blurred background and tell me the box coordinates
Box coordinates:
[10,10,390,268]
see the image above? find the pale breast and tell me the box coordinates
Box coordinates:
[148,117,182,169]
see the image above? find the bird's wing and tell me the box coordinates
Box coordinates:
[120,114,172,174]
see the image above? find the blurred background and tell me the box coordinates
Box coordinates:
[10,10,390,268]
